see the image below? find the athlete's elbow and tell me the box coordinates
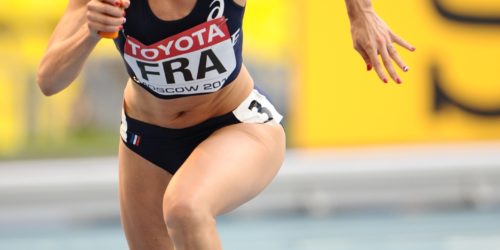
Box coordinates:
[38,85,58,97]
[36,70,58,96]
[36,64,67,96]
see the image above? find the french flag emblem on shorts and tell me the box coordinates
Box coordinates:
[129,133,141,147]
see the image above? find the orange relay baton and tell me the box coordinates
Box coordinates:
[99,31,119,39]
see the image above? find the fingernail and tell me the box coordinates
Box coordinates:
[396,78,402,84]
[403,66,409,72]
[383,78,388,84]
[122,10,126,16]
[123,17,127,24]
[367,64,372,71]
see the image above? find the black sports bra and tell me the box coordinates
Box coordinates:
[114,0,245,99]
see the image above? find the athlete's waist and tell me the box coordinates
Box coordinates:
[123,67,254,129]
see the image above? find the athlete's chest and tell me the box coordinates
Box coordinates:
[116,0,244,98]
[123,17,237,86]
[147,0,198,21]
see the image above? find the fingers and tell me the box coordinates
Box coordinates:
[100,0,131,9]
[388,32,415,76]
[98,0,126,8]
[387,44,409,73]
[391,33,415,52]
[355,46,373,71]
[88,1,125,18]
[380,45,400,84]
[365,45,388,83]
[87,14,124,33]
[98,0,118,5]
[349,12,415,84]
[359,36,415,84]
[87,0,127,34]
[121,0,131,9]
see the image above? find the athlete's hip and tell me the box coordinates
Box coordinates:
[119,87,283,174]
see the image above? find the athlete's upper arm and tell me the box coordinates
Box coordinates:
[46,0,91,47]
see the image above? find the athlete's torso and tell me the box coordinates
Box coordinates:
[115,0,245,99]
[115,0,253,128]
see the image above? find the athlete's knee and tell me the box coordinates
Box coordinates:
[163,196,214,231]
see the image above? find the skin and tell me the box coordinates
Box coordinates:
[37,0,413,249]
[345,0,416,84]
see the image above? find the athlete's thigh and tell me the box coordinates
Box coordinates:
[118,141,174,250]
[165,123,286,215]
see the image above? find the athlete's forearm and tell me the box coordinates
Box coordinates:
[37,25,100,96]
[344,0,374,20]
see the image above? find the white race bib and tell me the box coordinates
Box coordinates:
[124,17,237,96]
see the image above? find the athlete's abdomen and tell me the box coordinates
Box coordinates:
[123,64,254,129]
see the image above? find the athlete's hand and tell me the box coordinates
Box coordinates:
[348,8,415,84]
[86,0,130,38]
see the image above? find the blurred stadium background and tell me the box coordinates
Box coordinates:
[1,0,500,249]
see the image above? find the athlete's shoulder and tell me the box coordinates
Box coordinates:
[232,0,246,8]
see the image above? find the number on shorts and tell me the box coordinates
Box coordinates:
[249,100,274,123]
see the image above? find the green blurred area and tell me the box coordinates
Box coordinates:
[4,129,119,160]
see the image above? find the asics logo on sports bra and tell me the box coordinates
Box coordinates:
[124,0,239,96]
[208,0,225,20]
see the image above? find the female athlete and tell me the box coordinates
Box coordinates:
[37,0,414,249]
